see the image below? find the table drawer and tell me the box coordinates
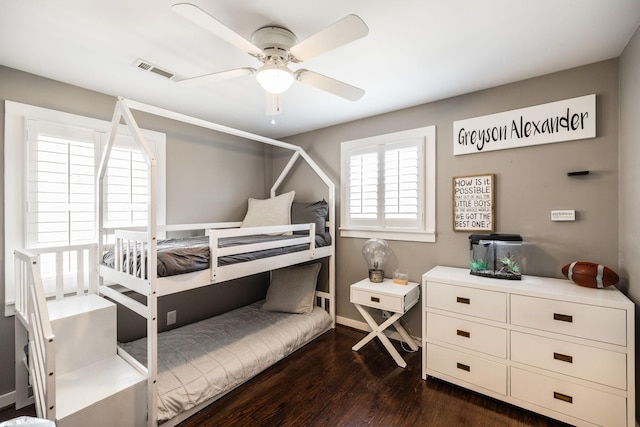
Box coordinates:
[427,312,507,358]
[511,367,626,427]
[511,331,627,390]
[351,288,403,312]
[510,295,627,346]
[426,281,506,322]
[426,343,507,395]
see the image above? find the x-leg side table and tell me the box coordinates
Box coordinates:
[350,278,420,368]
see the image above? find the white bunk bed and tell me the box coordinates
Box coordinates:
[16,97,336,427]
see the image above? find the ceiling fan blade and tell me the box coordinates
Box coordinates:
[295,69,364,101]
[289,15,368,62]
[171,3,262,56]
[175,67,255,85]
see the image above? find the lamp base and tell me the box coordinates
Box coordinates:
[368,269,384,283]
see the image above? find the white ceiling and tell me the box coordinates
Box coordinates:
[1,0,639,139]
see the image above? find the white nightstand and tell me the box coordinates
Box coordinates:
[350,278,420,368]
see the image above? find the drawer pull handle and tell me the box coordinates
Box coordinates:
[553,391,573,404]
[456,297,470,305]
[456,362,470,372]
[553,352,573,363]
[456,329,470,338]
[370,296,380,303]
[553,313,573,323]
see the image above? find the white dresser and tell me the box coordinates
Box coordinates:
[422,265,635,427]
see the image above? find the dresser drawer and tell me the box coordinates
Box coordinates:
[426,281,506,322]
[426,343,507,395]
[511,331,627,390]
[427,312,507,358]
[510,295,627,345]
[511,367,626,427]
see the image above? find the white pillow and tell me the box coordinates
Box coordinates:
[240,191,295,231]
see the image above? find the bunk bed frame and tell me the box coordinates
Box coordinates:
[99,97,336,426]
[15,97,336,426]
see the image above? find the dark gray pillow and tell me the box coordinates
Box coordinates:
[262,263,322,315]
[291,200,328,239]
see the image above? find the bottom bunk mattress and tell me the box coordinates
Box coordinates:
[119,301,332,422]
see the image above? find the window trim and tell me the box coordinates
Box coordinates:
[4,101,166,313]
[340,125,436,243]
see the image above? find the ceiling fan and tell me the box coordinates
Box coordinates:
[171,3,369,117]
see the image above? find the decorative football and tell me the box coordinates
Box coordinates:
[561,262,619,288]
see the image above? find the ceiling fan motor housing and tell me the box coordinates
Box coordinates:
[251,26,297,62]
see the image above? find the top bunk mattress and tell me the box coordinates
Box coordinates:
[102,233,330,277]
[119,301,332,422]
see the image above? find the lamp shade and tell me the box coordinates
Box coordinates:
[256,63,294,94]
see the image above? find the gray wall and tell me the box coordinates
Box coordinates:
[619,24,640,419]
[0,66,271,394]
[282,59,620,336]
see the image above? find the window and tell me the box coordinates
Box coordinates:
[340,126,436,242]
[103,141,151,228]
[5,101,166,310]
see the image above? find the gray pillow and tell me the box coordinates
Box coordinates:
[262,263,322,315]
[291,200,328,240]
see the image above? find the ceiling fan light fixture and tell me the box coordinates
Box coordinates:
[256,62,294,94]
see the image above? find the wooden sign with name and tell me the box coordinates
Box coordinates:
[453,94,596,155]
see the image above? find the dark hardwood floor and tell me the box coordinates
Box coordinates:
[1,326,570,426]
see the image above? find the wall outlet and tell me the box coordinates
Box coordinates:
[167,310,177,325]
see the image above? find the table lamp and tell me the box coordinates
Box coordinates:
[362,238,390,283]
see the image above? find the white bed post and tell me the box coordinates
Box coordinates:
[327,186,336,327]
[119,99,159,427]
[97,102,123,288]
[297,149,336,326]
[270,148,336,327]
[100,98,159,426]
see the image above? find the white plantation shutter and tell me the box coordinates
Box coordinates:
[340,126,436,242]
[26,121,150,248]
[26,120,100,248]
[349,149,378,221]
[384,143,420,224]
[104,143,149,227]
[346,139,423,229]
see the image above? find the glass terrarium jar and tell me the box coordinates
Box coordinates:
[469,233,523,280]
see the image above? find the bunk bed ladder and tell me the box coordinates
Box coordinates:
[14,248,147,427]
[14,249,56,419]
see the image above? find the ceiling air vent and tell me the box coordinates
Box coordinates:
[133,59,176,80]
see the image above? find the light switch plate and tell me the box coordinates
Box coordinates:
[551,210,576,221]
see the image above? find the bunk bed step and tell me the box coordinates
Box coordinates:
[47,294,117,376]
[55,354,146,427]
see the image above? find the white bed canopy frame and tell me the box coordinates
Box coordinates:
[97,97,336,426]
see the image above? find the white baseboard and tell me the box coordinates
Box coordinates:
[0,390,15,409]
[336,315,421,347]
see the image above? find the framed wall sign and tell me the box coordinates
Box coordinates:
[453,174,494,231]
